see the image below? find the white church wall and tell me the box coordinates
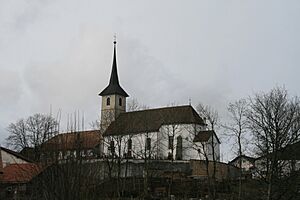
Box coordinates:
[103,132,158,159]
[131,132,158,158]
[158,124,201,160]
[102,123,219,161]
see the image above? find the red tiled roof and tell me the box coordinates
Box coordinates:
[2,163,40,183]
[42,130,102,151]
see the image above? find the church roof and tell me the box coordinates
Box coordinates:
[104,105,205,136]
[193,130,221,144]
[99,41,129,97]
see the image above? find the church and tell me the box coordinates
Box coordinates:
[40,39,220,163]
[98,40,220,162]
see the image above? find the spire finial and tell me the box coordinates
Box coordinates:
[113,33,117,44]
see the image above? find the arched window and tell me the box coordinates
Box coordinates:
[127,138,132,158]
[106,97,110,106]
[128,138,132,150]
[168,135,174,150]
[176,136,183,160]
[110,140,115,155]
[146,137,151,151]
[119,98,122,106]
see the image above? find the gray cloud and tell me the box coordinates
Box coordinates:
[0,69,22,106]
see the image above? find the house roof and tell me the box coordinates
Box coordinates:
[229,155,255,164]
[19,147,35,160]
[256,141,300,161]
[42,130,102,151]
[104,105,205,136]
[277,141,300,160]
[2,163,40,183]
[99,41,129,97]
[193,130,221,144]
[1,147,33,163]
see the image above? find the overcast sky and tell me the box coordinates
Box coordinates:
[1,0,299,160]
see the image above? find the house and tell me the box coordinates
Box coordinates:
[229,155,255,178]
[0,147,32,168]
[99,40,221,161]
[40,130,103,160]
[229,155,255,171]
[254,141,300,178]
[0,147,40,199]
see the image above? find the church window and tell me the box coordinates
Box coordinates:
[110,140,115,155]
[176,136,183,160]
[106,97,110,106]
[146,137,151,150]
[128,138,132,150]
[119,98,122,106]
[168,136,174,149]
[127,138,132,157]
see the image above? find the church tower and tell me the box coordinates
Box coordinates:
[99,40,129,130]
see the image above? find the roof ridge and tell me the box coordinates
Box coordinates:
[124,105,194,114]
[1,147,33,163]
[58,129,101,135]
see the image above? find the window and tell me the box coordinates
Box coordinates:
[110,140,115,155]
[176,136,183,160]
[128,138,132,150]
[106,97,110,106]
[146,137,151,150]
[168,136,174,149]
[127,138,132,158]
[119,98,122,106]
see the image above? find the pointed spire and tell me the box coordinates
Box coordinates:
[99,38,129,97]
[108,39,119,85]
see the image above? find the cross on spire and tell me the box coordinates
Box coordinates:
[113,34,117,44]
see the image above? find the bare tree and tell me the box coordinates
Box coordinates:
[127,98,149,112]
[197,103,219,130]
[6,113,58,160]
[130,106,155,199]
[6,119,28,151]
[196,103,220,200]
[224,99,248,200]
[100,99,150,199]
[5,112,106,200]
[247,86,300,200]
[39,112,107,200]
[158,106,184,197]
